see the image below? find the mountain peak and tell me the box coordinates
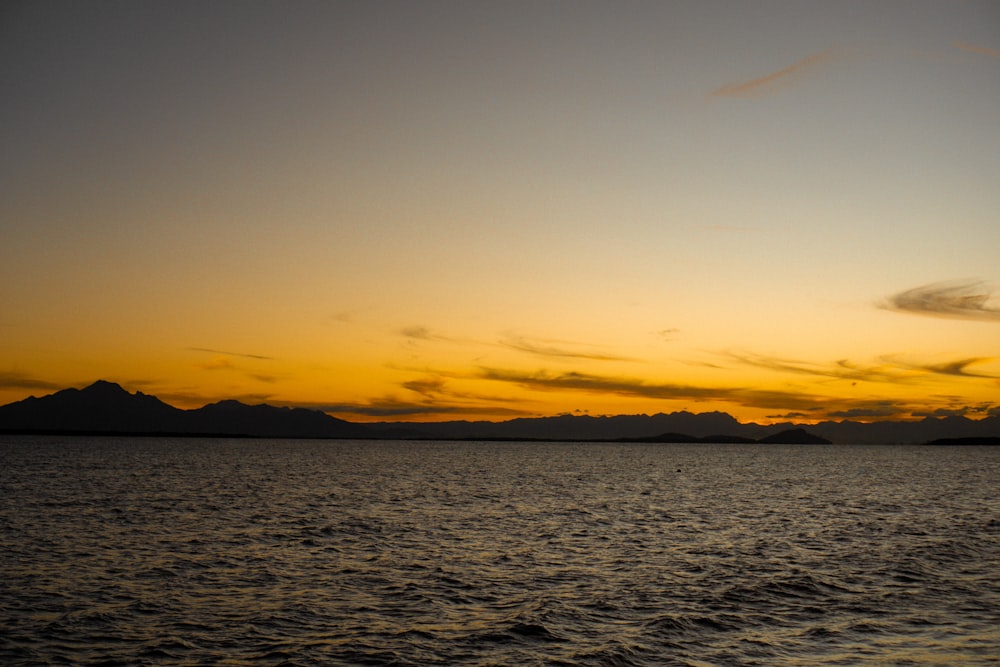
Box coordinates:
[82,380,129,394]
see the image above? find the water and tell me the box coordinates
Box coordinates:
[1,436,998,666]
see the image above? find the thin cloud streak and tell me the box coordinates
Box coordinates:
[478,367,721,400]
[500,335,635,362]
[401,377,448,397]
[398,326,632,362]
[475,367,843,413]
[196,356,235,371]
[470,366,984,421]
[301,397,532,419]
[398,326,477,346]
[709,49,836,99]
[189,347,274,360]
[889,356,998,379]
[725,350,913,384]
[727,350,998,383]
[955,41,1000,58]
[882,280,1000,321]
[190,348,281,384]
[0,372,63,391]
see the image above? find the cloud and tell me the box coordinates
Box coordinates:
[894,356,998,379]
[401,376,447,397]
[826,404,902,419]
[196,356,235,371]
[0,372,63,391]
[475,366,835,413]
[725,350,912,383]
[331,309,366,323]
[190,348,280,383]
[911,405,989,418]
[955,41,1000,58]
[727,350,999,383]
[881,280,1000,321]
[472,365,963,421]
[398,326,634,362]
[477,367,723,400]
[709,49,836,99]
[767,410,823,420]
[656,328,680,342]
[188,347,273,360]
[500,335,635,362]
[299,397,531,419]
[400,325,435,340]
[398,325,472,346]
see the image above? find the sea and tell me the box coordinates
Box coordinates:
[1,436,998,666]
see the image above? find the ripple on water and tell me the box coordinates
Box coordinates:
[1,437,998,665]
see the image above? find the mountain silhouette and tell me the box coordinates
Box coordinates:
[187,400,369,438]
[362,412,1000,443]
[0,381,998,443]
[0,380,368,438]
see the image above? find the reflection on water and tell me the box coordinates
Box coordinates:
[1,436,998,665]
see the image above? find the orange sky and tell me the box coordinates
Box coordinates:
[2,2,998,424]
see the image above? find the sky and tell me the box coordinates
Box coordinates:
[2,0,999,424]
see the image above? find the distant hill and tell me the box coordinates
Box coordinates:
[363,412,1000,444]
[924,436,1000,446]
[0,380,369,438]
[757,428,831,445]
[1,381,998,443]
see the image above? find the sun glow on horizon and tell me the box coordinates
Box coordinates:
[2,2,998,425]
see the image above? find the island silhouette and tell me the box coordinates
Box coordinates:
[0,381,998,444]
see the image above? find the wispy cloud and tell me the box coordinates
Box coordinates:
[826,404,903,419]
[881,280,1000,321]
[889,356,998,379]
[470,365,991,421]
[709,49,836,99]
[500,335,635,362]
[727,349,998,383]
[401,376,448,397]
[188,347,274,360]
[398,325,472,345]
[955,41,1000,58]
[398,326,633,363]
[724,350,913,384]
[0,372,63,391]
[912,402,1000,418]
[196,356,235,371]
[189,347,279,383]
[400,325,436,340]
[300,396,531,419]
[657,328,680,342]
[478,367,721,400]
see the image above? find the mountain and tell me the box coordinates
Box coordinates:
[365,412,1000,444]
[0,380,369,438]
[1,381,998,443]
[187,400,369,438]
[0,380,184,433]
[364,411,749,441]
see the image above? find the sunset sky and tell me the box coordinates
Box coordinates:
[2,1,999,423]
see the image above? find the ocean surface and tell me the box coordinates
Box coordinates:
[1,436,998,666]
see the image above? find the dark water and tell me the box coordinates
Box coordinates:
[1,437,998,666]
